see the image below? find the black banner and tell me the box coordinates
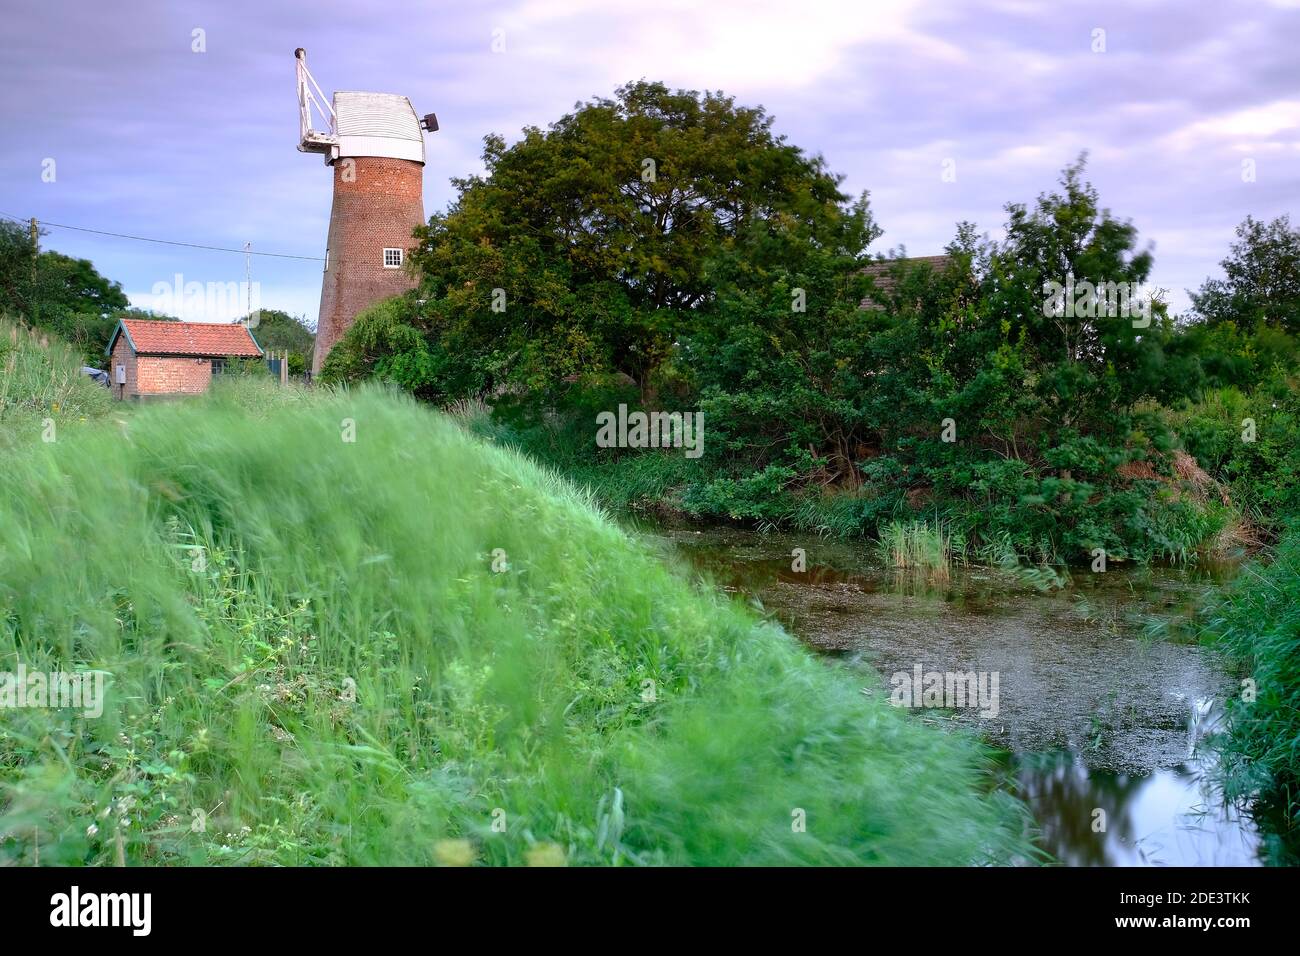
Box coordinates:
[0,866,1281,942]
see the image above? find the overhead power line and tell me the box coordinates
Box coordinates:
[0,211,324,261]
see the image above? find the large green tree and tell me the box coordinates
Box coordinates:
[983,157,1161,434]
[323,80,875,398]
[0,219,130,366]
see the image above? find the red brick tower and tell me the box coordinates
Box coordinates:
[295,50,434,375]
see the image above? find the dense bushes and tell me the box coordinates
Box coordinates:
[459,370,1238,565]
[1173,378,1300,533]
[322,80,1297,564]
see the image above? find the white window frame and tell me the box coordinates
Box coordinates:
[382,248,403,269]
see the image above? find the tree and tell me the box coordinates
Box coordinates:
[1191,214,1300,334]
[325,80,874,398]
[0,220,130,366]
[0,219,36,315]
[33,251,131,366]
[985,155,1160,434]
[678,158,1202,559]
[236,309,314,375]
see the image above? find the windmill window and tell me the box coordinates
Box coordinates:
[383,248,403,268]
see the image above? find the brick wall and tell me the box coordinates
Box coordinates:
[136,356,212,396]
[312,155,424,375]
[109,336,137,400]
[109,340,213,400]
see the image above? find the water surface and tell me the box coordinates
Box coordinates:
[638,521,1260,866]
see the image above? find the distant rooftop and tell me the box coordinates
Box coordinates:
[860,255,953,310]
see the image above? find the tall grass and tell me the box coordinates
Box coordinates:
[0,316,111,450]
[1201,529,1300,863]
[875,520,956,578]
[0,386,1028,865]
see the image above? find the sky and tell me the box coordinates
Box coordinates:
[1,0,1297,325]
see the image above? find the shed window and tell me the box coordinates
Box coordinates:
[383,248,403,268]
[211,358,226,375]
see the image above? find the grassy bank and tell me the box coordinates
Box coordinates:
[1200,528,1300,864]
[0,384,1029,865]
[0,316,112,452]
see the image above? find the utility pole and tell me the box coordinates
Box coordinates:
[29,218,38,326]
[244,241,252,326]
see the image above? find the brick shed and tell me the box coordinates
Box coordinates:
[105,319,264,400]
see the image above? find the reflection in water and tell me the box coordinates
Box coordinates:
[1014,749,1260,866]
[636,520,1264,867]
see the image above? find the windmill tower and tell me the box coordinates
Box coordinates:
[295,49,437,375]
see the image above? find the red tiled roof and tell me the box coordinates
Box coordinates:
[112,319,263,358]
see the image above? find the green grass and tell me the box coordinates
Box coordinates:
[1200,528,1300,864]
[875,520,956,578]
[0,316,112,452]
[0,385,1029,866]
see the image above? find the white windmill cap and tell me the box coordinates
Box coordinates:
[331,91,425,164]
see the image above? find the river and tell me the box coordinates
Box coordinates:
[635,520,1263,867]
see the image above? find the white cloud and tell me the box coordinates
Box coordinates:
[1161,99,1300,153]
[503,0,955,91]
